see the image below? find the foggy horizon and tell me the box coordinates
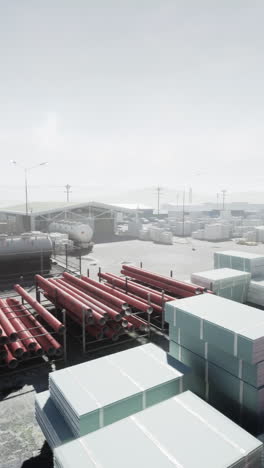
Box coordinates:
[1,1,264,204]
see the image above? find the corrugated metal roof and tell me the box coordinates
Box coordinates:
[0,201,134,216]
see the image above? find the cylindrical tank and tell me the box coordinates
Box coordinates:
[48,221,93,247]
[0,233,52,262]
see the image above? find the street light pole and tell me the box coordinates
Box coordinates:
[25,168,29,216]
[11,160,47,217]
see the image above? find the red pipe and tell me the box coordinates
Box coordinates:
[122,265,205,294]
[116,273,174,300]
[42,291,94,327]
[101,284,163,314]
[0,299,38,350]
[14,284,65,334]
[81,276,153,314]
[126,314,149,332]
[59,278,123,322]
[121,269,193,297]
[86,326,104,340]
[49,279,106,326]
[126,322,135,333]
[35,275,93,319]
[100,272,173,305]
[63,273,129,311]
[7,340,25,358]
[0,301,18,342]
[0,347,7,360]
[108,322,122,332]
[0,329,8,345]
[8,299,62,357]
[4,346,18,369]
[103,327,119,341]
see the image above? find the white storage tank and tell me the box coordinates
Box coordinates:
[48,221,93,248]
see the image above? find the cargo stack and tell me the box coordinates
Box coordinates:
[36,343,185,449]
[248,279,264,307]
[166,293,264,433]
[191,268,251,303]
[214,250,264,278]
[54,391,263,468]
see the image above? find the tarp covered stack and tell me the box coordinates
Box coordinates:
[166,293,264,433]
[54,391,262,468]
[191,268,251,303]
[214,250,264,278]
[35,343,185,448]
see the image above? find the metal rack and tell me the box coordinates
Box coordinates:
[0,293,67,377]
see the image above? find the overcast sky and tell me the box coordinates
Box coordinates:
[0,1,264,206]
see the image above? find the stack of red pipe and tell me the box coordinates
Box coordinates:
[0,289,63,370]
[120,265,210,297]
[98,272,174,315]
[35,273,150,340]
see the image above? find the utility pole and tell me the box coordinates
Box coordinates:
[156,186,163,217]
[176,192,180,209]
[182,190,185,236]
[24,168,29,216]
[65,184,72,203]
[216,193,220,210]
[221,189,227,210]
[188,187,193,205]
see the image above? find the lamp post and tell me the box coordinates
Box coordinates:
[11,161,48,216]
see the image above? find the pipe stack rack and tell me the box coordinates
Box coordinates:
[0,285,65,372]
[35,273,151,354]
[99,265,211,331]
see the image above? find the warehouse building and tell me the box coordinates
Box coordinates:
[0,201,133,243]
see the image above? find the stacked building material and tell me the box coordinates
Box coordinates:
[0,287,63,369]
[36,343,185,448]
[247,280,264,307]
[138,229,150,241]
[121,264,207,297]
[192,224,230,241]
[149,227,173,244]
[191,268,251,303]
[35,391,74,449]
[166,293,264,433]
[214,250,264,278]
[255,226,264,243]
[53,391,262,468]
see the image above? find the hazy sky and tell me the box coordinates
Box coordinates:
[0,1,264,205]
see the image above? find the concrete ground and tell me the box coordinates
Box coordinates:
[1,237,264,468]
[63,236,264,280]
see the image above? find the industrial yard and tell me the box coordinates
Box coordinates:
[1,237,264,467]
[1,1,264,467]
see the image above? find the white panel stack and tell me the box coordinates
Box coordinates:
[191,268,251,303]
[247,280,264,307]
[138,229,150,241]
[192,229,205,240]
[256,226,264,243]
[35,391,74,449]
[214,250,264,278]
[41,344,184,443]
[149,228,173,244]
[54,391,263,468]
[165,294,264,433]
[204,223,230,241]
